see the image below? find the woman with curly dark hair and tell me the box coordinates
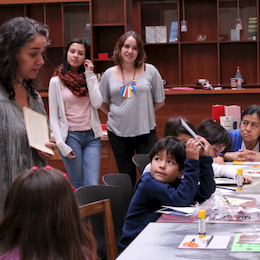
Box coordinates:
[0,166,97,260]
[0,17,55,218]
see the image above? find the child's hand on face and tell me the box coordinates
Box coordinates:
[197,136,211,157]
[185,138,202,161]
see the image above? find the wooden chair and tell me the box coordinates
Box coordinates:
[79,199,118,260]
[132,154,150,175]
[75,185,124,259]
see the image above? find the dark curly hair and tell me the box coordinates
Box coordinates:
[0,17,49,99]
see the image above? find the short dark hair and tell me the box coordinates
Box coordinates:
[197,119,232,152]
[0,167,97,260]
[61,38,90,74]
[0,17,49,99]
[164,117,197,137]
[241,104,260,121]
[113,31,146,68]
[148,136,186,171]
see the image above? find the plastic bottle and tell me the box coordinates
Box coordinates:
[198,210,206,238]
[235,66,242,90]
[237,168,243,190]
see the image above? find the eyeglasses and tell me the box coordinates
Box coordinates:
[212,145,226,157]
[212,147,218,157]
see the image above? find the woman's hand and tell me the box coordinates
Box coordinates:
[37,142,56,161]
[66,150,76,159]
[84,59,94,72]
[224,151,241,162]
[237,149,257,161]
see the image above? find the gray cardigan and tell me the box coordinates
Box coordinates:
[49,71,103,156]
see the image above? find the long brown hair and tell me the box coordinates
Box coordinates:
[113,31,146,68]
[0,167,97,260]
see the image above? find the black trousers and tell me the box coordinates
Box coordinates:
[108,129,158,186]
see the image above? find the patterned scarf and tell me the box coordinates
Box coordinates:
[53,66,88,98]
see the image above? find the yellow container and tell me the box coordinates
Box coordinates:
[198,210,206,238]
[237,168,243,190]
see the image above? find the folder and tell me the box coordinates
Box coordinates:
[225,105,241,120]
[212,105,225,123]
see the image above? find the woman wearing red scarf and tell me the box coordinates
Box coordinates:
[49,38,103,189]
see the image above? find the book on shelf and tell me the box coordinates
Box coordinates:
[231,29,240,41]
[145,26,167,43]
[155,26,167,43]
[247,17,257,40]
[169,21,178,42]
[145,26,156,43]
[83,23,91,45]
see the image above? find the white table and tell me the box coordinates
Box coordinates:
[116,222,260,260]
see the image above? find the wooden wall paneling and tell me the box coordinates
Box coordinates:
[26,4,44,24]
[220,42,258,85]
[0,5,24,24]
[91,0,125,25]
[63,2,90,45]
[132,0,141,35]
[155,91,260,140]
[180,0,217,42]
[41,47,64,90]
[125,0,132,31]
[94,60,115,75]
[145,44,179,87]
[46,4,63,47]
[181,43,218,86]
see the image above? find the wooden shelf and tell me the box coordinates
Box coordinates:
[3,0,260,178]
[132,0,259,87]
[40,87,260,98]
[165,88,260,96]
[92,23,126,27]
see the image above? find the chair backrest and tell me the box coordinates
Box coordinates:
[132,154,150,175]
[102,173,133,217]
[79,199,117,260]
[75,185,124,260]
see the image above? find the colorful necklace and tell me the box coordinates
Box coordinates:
[119,67,138,98]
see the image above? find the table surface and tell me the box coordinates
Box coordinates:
[116,222,260,260]
[117,163,260,260]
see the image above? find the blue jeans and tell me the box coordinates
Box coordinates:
[60,130,101,189]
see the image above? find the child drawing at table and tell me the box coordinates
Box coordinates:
[197,119,252,184]
[119,136,215,252]
[143,117,252,184]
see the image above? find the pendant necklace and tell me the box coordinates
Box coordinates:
[119,67,138,98]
